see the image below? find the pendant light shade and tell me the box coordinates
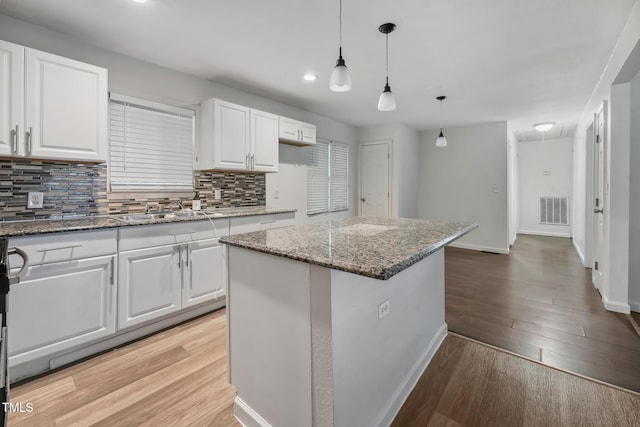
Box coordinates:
[377,23,396,111]
[377,83,396,111]
[436,96,447,147]
[330,0,352,92]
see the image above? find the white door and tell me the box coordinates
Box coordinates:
[360,141,391,217]
[182,239,224,308]
[118,245,182,330]
[213,99,250,170]
[0,40,24,157]
[25,48,107,161]
[8,255,116,366]
[592,104,606,290]
[250,109,279,172]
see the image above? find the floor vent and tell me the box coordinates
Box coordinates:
[539,196,569,225]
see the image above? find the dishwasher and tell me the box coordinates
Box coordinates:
[0,238,29,426]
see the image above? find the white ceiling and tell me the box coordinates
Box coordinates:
[0,0,635,139]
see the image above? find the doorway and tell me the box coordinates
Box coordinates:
[592,102,607,291]
[359,140,391,217]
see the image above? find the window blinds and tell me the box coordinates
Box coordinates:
[109,93,195,192]
[307,139,349,215]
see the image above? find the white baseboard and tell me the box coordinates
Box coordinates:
[447,242,509,255]
[572,238,586,266]
[519,230,571,238]
[375,323,448,427]
[602,294,631,314]
[629,300,640,313]
[510,234,517,246]
[234,396,273,427]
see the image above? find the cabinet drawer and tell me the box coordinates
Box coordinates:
[229,213,295,235]
[9,229,117,267]
[119,219,230,251]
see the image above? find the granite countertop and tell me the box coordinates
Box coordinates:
[0,206,296,238]
[220,216,477,280]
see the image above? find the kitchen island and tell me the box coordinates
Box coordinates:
[220,216,477,427]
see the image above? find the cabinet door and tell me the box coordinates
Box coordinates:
[213,99,250,170]
[118,245,182,330]
[182,239,224,308]
[250,109,279,172]
[0,40,23,157]
[25,48,107,162]
[299,122,316,145]
[278,117,299,141]
[8,255,116,367]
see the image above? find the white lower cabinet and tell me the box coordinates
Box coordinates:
[182,239,224,308]
[8,254,116,367]
[118,245,182,329]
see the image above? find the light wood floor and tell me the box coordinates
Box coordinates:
[445,234,640,391]
[9,312,640,426]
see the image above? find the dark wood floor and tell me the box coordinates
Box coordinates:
[392,333,640,427]
[445,234,640,392]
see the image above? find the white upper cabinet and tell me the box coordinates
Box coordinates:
[0,40,108,162]
[250,109,279,172]
[278,116,316,146]
[0,40,24,157]
[25,49,108,161]
[198,98,279,172]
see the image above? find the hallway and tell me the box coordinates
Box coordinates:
[445,235,640,392]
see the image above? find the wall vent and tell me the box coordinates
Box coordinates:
[539,196,569,225]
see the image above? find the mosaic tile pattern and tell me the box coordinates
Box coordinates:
[0,160,107,221]
[0,160,266,221]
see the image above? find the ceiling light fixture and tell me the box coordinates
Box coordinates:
[435,96,447,147]
[377,23,396,111]
[304,73,318,81]
[534,122,555,132]
[329,0,352,92]
[132,0,148,3]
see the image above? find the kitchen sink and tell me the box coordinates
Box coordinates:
[119,213,166,221]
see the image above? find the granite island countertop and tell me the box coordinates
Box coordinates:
[220,216,477,280]
[0,206,296,238]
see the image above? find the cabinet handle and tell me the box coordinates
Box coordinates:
[26,127,33,155]
[11,125,18,154]
[109,257,114,285]
[251,154,254,170]
[178,245,182,269]
[246,154,249,170]
[185,245,189,267]
[297,129,300,140]
[300,129,303,141]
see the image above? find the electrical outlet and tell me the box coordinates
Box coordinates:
[378,299,390,319]
[214,189,222,200]
[274,190,280,200]
[27,192,44,209]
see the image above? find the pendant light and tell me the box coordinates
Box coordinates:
[377,23,396,111]
[329,0,352,92]
[435,96,447,147]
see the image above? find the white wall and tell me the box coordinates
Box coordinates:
[0,13,358,226]
[357,124,419,218]
[418,122,509,254]
[517,138,573,237]
[571,2,640,313]
[628,69,640,312]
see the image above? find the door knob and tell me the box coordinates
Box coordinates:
[594,208,603,214]
[361,198,366,202]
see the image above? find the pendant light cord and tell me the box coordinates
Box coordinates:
[439,99,443,130]
[339,0,342,48]
[385,33,389,83]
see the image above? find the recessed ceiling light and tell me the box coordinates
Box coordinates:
[132,0,148,3]
[304,74,318,81]
[534,122,555,132]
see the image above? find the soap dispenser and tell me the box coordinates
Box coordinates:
[192,191,201,211]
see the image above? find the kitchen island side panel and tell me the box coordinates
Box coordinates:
[227,246,313,427]
[330,249,446,427]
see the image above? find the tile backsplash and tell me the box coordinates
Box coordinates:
[0,159,266,221]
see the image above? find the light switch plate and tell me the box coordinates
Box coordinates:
[214,189,222,200]
[28,192,44,209]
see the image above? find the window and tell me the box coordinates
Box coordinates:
[307,139,349,215]
[109,93,194,192]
